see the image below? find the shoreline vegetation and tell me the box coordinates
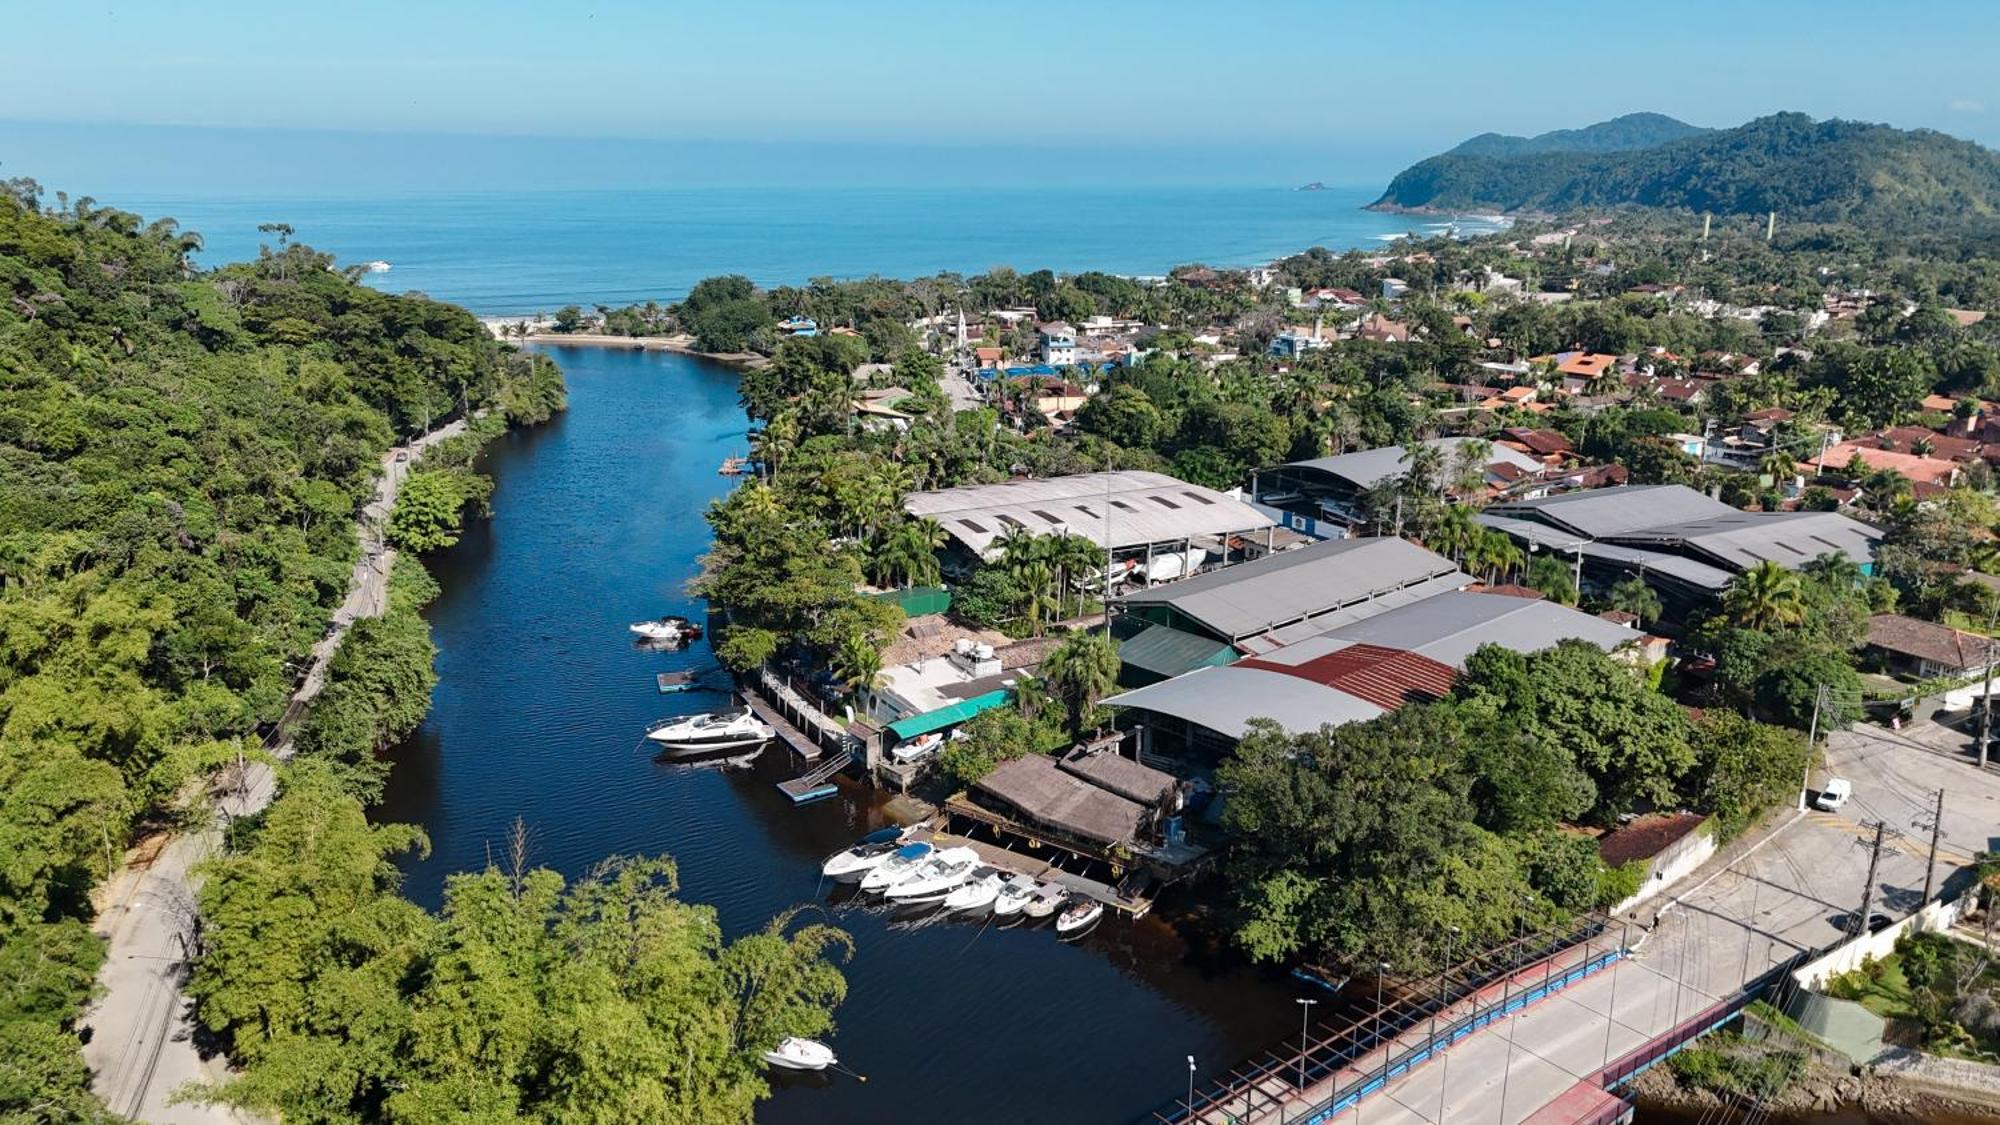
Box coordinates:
[1,174,852,1122]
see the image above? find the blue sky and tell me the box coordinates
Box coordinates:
[3,0,1996,192]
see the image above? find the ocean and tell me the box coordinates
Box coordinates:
[118,185,1480,315]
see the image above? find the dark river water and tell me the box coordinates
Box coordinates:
[373,343,1301,1124]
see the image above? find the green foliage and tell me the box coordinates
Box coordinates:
[188,768,850,1123]
[1689,711,1809,838]
[1667,1033,1806,1101]
[937,705,1067,790]
[292,561,440,800]
[676,275,775,353]
[386,468,493,553]
[0,187,564,1116]
[1378,111,2000,229]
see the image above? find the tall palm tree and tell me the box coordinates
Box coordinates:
[1040,630,1122,734]
[1759,448,1796,489]
[1606,576,1663,625]
[1466,529,1524,584]
[1801,552,1863,591]
[1449,438,1493,499]
[1428,504,1479,564]
[1722,561,1808,630]
[831,631,883,699]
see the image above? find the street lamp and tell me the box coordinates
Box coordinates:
[1186,1055,1197,1119]
[1296,998,1318,1090]
[1376,962,1392,1089]
[1436,927,1460,1125]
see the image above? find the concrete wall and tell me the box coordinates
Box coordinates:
[1609,824,1717,916]
[1791,893,1970,988]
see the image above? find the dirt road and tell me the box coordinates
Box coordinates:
[83,417,472,1123]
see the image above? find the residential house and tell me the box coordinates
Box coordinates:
[1865,614,1991,679]
[1038,322,1077,367]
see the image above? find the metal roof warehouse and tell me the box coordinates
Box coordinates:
[902,470,1270,559]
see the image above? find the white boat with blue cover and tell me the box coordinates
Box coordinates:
[820,827,908,880]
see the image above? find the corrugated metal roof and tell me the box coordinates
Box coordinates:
[904,471,1268,558]
[1607,511,1882,570]
[1485,485,1736,539]
[1315,591,1638,668]
[1576,542,1735,590]
[1119,623,1238,678]
[1250,571,1476,651]
[1238,643,1458,710]
[1116,536,1467,642]
[1104,665,1386,739]
[1476,513,1593,552]
[885,690,1012,741]
[1283,438,1545,492]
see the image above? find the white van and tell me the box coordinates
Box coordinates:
[1815,777,1853,812]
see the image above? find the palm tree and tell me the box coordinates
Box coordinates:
[1465,529,1523,584]
[1722,561,1808,630]
[1449,438,1493,499]
[1912,436,1937,458]
[1606,576,1663,625]
[1429,504,1479,564]
[751,410,800,480]
[1040,630,1122,734]
[1525,554,1578,605]
[1400,441,1447,499]
[1801,552,1864,591]
[1049,533,1105,620]
[830,631,883,699]
[1759,448,1796,489]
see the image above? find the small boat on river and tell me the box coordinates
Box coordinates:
[762,1037,837,1071]
[859,842,935,891]
[883,847,980,903]
[1023,882,1069,919]
[942,867,1004,912]
[645,709,773,755]
[991,875,1037,917]
[1056,899,1104,938]
[630,615,703,644]
[820,827,908,880]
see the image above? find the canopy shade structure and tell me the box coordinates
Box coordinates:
[884,689,1011,742]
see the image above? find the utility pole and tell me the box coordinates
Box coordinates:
[1919,788,1946,904]
[1851,821,1888,938]
[1801,683,1830,810]
[1981,640,1996,769]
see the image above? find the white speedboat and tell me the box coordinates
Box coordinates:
[645,709,773,755]
[629,615,703,643]
[1056,899,1104,937]
[820,827,907,880]
[890,731,944,763]
[942,867,1005,912]
[1023,882,1070,919]
[362,259,392,273]
[991,875,1037,917]
[859,842,936,891]
[882,847,981,903]
[762,1036,836,1071]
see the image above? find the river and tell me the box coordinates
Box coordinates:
[372,342,1303,1123]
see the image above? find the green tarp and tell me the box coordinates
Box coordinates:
[869,585,952,617]
[885,690,1011,742]
[1119,623,1237,680]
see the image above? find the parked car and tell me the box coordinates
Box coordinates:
[1815,777,1853,812]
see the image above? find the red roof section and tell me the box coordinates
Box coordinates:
[1238,643,1458,711]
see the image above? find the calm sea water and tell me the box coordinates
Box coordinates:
[123,186,1439,314]
[371,344,1303,1123]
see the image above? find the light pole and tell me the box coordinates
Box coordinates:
[1186,1055,1197,1120]
[1435,928,1460,1125]
[1376,962,1392,1090]
[1296,998,1318,1090]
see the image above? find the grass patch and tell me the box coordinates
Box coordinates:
[1668,1032,1807,1100]
[1824,952,1921,1021]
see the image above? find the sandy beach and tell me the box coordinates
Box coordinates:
[480,319,766,366]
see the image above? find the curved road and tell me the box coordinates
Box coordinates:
[83,418,473,1123]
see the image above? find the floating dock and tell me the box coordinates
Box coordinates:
[718,455,752,475]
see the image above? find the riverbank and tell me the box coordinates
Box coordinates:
[480,320,768,366]
[83,415,478,1124]
[1634,1055,2000,1123]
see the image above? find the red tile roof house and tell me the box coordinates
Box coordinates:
[1598,812,1715,913]
[1865,614,1992,678]
[1816,442,1961,488]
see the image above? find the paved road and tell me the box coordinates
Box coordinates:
[83,419,472,1123]
[1216,722,2000,1124]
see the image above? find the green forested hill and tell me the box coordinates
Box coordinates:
[0,177,563,1114]
[1445,111,1707,158]
[1375,112,2000,226]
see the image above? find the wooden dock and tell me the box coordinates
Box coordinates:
[740,690,821,761]
[920,829,1154,918]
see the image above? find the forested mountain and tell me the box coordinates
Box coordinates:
[0,178,563,1114]
[1374,112,2000,227]
[1445,112,1707,158]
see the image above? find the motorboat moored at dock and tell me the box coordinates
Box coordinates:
[645,709,774,755]
[991,875,1038,917]
[859,841,936,891]
[820,827,908,880]
[1055,899,1104,937]
[942,867,1004,912]
[882,847,980,903]
[1022,881,1070,919]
